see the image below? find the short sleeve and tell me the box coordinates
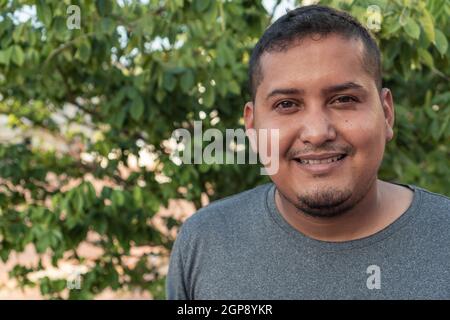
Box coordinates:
[166,224,190,300]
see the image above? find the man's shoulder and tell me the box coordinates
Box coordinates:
[412,185,450,225]
[181,183,272,233]
[415,185,450,209]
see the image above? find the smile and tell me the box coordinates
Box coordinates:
[296,154,346,165]
[292,153,348,174]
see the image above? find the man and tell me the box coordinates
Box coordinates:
[166,5,450,299]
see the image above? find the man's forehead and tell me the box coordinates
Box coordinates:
[257,35,369,92]
[260,34,365,67]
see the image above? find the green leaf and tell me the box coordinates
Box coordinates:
[404,17,420,39]
[100,18,116,35]
[163,72,176,92]
[399,8,409,26]
[129,95,144,121]
[203,86,215,108]
[418,48,434,68]
[0,248,10,263]
[75,40,91,63]
[11,45,25,66]
[52,279,67,292]
[434,29,448,56]
[133,187,143,205]
[112,107,127,128]
[155,89,166,103]
[111,190,125,207]
[36,0,52,27]
[36,234,50,253]
[73,188,84,214]
[31,207,45,220]
[28,28,37,46]
[138,17,154,35]
[174,0,184,9]
[96,219,107,234]
[62,49,73,62]
[217,39,228,67]
[53,16,70,41]
[40,278,50,295]
[199,163,210,173]
[430,118,441,141]
[180,70,194,93]
[203,0,217,25]
[107,88,127,114]
[228,80,240,95]
[0,47,12,66]
[27,48,40,65]
[49,230,62,248]
[194,0,210,13]
[419,10,435,43]
[12,24,25,43]
[438,115,450,140]
[96,0,113,16]
[84,182,97,204]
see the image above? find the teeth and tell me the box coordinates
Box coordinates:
[299,155,343,165]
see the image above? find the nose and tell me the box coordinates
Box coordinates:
[298,109,337,146]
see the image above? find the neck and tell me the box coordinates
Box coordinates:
[275,179,392,242]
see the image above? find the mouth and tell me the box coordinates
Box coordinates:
[292,153,348,174]
[294,154,347,165]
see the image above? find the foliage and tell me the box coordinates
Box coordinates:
[0,0,448,299]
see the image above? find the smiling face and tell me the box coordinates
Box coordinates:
[244,34,395,218]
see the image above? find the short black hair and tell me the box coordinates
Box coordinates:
[248,5,382,101]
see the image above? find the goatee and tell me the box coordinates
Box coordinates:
[294,187,356,218]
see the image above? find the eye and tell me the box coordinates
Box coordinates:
[274,100,298,112]
[331,95,358,104]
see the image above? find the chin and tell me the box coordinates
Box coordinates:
[276,176,368,218]
[294,186,354,218]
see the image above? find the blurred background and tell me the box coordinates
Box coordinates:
[0,0,448,299]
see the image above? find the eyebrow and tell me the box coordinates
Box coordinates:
[265,82,365,101]
[321,82,365,95]
[266,88,304,101]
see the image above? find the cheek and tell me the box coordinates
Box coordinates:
[255,116,295,160]
[278,127,296,157]
[340,112,387,163]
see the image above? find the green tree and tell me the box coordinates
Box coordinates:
[0,0,448,299]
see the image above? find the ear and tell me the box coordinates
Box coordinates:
[381,88,394,142]
[244,101,257,152]
[244,101,255,131]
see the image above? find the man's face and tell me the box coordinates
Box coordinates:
[244,34,394,217]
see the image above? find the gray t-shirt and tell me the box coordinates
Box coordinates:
[166,183,450,299]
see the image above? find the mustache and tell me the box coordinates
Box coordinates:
[286,143,354,159]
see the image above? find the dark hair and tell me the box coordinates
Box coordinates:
[248,5,382,101]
